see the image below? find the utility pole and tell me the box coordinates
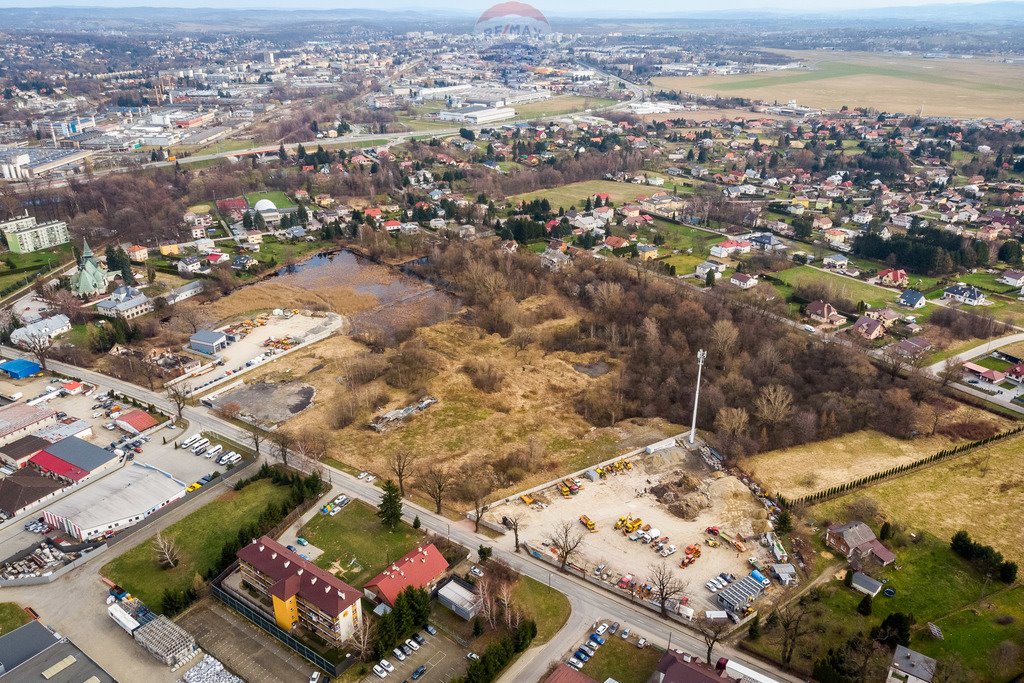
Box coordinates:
[688,349,706,445]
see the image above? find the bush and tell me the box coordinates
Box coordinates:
[936,420,1000,441]
[951,530,1017,584]
[462,359,504,392]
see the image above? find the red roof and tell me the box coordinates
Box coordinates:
[363,543,449,606]
[238,536,360,617]
[604,235,628,249]
[216,197,248,213]
[29,450,88,481]
[115,409,159,433]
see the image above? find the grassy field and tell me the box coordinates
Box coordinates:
[513,96,617,119]
[510,180,659,211]
[746,533,1015,678]
[745,403,1012,500]
[244,191,296,209]
[581,636,662,683]
[195,138,257,155]
[812,432,1024,564]
[773,265,897,308]
[0,602,30,636]
[510,576,571,644]
[102,479,293,609]
[999,339,1024,358]
[651,50,1024,119]
[298,500,424,588]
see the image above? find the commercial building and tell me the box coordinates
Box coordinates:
[437,105,516,124]
[0,468,65,518]
[43,463,186,540]
[436,578,482,620]
[0,146,94,181]
[363,543,449,606]
[0,434,49,469]
[0,213,70,254]
[0,620,116,683]
[0,358,41,379]
[0,402,57,446]
[115,409,160,435]
[189,329,227,355]
[237,535,363,645]
[29,436,118,484]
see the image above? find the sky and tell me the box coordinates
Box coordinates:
[0,0,1012,12]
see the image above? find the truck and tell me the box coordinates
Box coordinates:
[579,515,597,532]
[751,569,770,587]
[659,544,677,557]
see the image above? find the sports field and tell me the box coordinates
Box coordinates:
[513,95,617,119]
[652,50,1024,119]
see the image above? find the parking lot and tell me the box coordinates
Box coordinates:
[176,599,315,683]
[485,447,774,614]
[360,627,468,683]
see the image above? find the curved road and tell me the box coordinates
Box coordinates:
[1,347,800,683]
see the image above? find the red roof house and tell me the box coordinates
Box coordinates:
[115,409,159,435]
[363,543,449,606]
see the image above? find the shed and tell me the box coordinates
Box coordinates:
[0,359,41,379]
[583,469,599,482]
[437,578,482,620]
[189,330,227,355]
[851,571,882,597]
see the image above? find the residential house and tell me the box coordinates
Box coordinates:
[942,283,987,306]
[826,521,896,566]
[897,289,926,309]
[96,286,153,320]
[696,260,727,280]
[813,215,834,230]
[710,240,752,259]
[822,254,849,270]
[637,244,659,261]
[363,544,449,607]
[730,273,758,289]
[805,300,845,326]
[748,233,786,251]
[893,337,933,358]
[999,269,1024,288]
[878,268,909,287]
[10,315,71,347]
[887,646,937,683]
[604,235,628,250]
[177,256,207,275]
[851,572,883,597]
[126,245,148,263]
[851,315,885,340]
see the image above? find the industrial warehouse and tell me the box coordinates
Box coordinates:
[42,464,186,540]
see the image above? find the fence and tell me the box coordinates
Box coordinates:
[782,424,1024,508]
[210,568,352,678]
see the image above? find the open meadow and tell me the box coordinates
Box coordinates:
[744,403,1011,500]
[652,50,1024,119]
[510,179,661,211]
[513,95,617,119]
[811,432,1024,564]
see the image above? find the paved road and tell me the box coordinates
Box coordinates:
[921,332,1024,413]
[0,349,799,682]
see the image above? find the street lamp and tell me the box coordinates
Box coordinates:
[688,349,707,445]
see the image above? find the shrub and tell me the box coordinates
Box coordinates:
[463,359,504,392]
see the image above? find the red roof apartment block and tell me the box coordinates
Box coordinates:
[237,535,361,618]
[363,543,449,606]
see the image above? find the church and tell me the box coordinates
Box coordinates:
[69,240,111,297]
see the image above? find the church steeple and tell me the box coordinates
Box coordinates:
[81,239,95,266]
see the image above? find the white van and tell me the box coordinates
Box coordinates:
[181,435,200,448]
[217,451,234,465]
[206,445,224,459]
[191,438,210,454]
[225,453,242,465]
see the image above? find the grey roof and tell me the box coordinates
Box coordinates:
[0,620,57,673]
[891,646,937,683]
[41,436,117,472]
[190,329,226,345]
[830,521,877,549]
[0,629,116,682]
[898,289,925,305]
[852,572,882,595]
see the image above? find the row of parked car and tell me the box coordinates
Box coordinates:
[321,494,351,516]
[705,572,737,593]
[372,626,437,679]
[568,621,648,670]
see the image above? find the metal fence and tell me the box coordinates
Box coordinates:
[210,579,352,678]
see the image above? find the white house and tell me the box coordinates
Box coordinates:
[730,273,758,289]
[999,269,1024,288]
[10,315,71,347]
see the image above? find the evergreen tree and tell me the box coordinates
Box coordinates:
[377,479,403,530]
[857,595,873,616]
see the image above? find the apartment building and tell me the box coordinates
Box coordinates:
[1,212,70,254]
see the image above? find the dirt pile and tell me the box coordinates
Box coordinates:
[651,473,711,520]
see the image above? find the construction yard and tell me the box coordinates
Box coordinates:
[486,444,793,615]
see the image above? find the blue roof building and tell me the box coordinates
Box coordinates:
[0,359,41,379]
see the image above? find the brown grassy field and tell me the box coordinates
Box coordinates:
[203,280,379,323]
[812,432,1024,563]
[744,404,1012,500]
[256,296,680,503]
[652,50,1024,119]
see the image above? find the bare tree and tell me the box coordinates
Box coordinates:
[388,450,416,496]
[773,596,821,667]
[246,418,270,457]
[754,384,794,428]
[476,576,498,629]
[938,357,962,388]
[498,581,516,628]
[351,616,375,662]
[154,532,181,569]
[417,465,453,514]
[215,401,242,420]
[505,511,525,552]
[508,327,534,357]
[460,474,491,534]
[709,319,739,366]
[648,561,688,617]
[878,344,910,382]
[695,614,731,664]
[547,520,586,572]
[271,429,294,467]
[174,303,208,334]
[292,428,328,462]
[166,381,191,422]
[18,329,53,371]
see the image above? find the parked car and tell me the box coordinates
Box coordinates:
[423,624,437,636]
[637,638,648,649]
[400,644,412,656]
[574,649,590,663]
[568,657,583,670]
[579,643,596,657]
[357,471,368,479]
[379,659,394,673]
[596,623,608,635]
[372,664,387,679]
[620,627,631,640]
[405,638,419,652]
[392,647,406,661]
[412,633,425,645]
[470,565,484,577]
[296,537,308,546]
[309,672,320,683]
[412,665,427,680]
[589,634,605,646]
[609,622,619,635]
[466,652,480,661]
[287,545,297,552]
